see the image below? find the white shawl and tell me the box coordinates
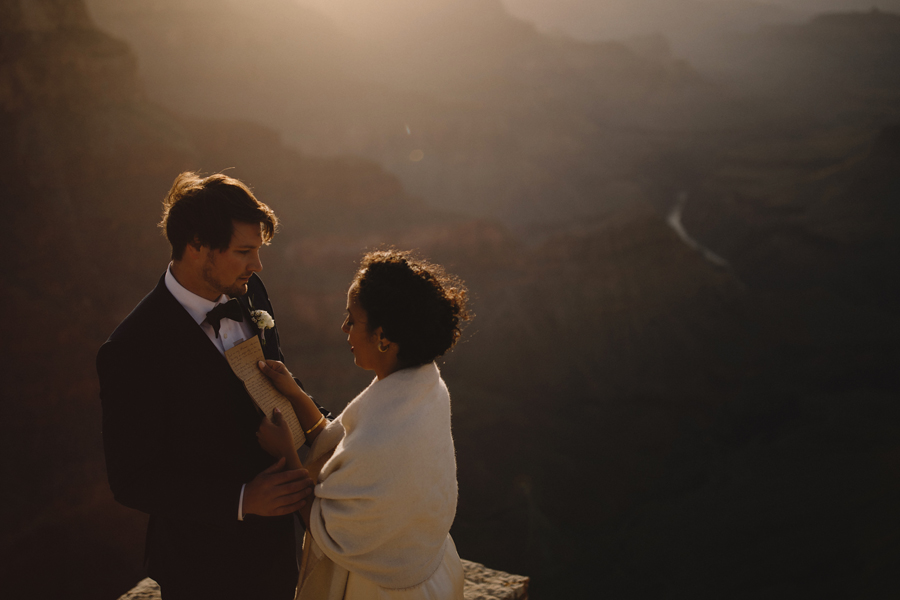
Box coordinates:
[298,362,458,596]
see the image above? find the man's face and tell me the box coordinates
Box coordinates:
[200,220,264,298]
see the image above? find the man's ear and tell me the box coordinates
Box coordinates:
[184,237,204,257]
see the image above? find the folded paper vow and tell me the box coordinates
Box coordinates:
[225,336,305,449]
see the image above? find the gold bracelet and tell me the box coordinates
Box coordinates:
[305,414,326,435]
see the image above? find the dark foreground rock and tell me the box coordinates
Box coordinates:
[117,560,529,600]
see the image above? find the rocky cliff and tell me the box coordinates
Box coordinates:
[1,0,136,111]
[117,561,529,600]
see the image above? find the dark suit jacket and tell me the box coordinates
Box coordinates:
[98,273,301,599]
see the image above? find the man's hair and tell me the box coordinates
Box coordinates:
[159,172,278,260]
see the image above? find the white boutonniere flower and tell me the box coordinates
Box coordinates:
[250,309,275,345]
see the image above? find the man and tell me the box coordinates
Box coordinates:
[98,172,324,599]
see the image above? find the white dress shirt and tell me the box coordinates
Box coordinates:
[165,266,257,356]
[165,265,258,520]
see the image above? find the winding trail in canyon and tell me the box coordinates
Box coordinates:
[666,191,729,268]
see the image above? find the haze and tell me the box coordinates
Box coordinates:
[298,0,900,66]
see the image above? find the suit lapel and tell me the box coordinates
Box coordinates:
[161,279,270,444]
[239,275,281,361]
[151,275,250,392]
[237,294,260,336]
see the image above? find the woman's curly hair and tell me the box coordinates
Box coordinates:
[352,249,470,366]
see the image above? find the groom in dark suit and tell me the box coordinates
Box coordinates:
[98,172,324,599]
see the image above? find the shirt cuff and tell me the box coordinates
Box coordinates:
[238,483,247,521]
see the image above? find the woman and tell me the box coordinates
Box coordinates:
[256,249,470,600]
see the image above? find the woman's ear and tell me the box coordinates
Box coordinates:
[374,328,393,352]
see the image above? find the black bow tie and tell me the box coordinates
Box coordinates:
[206,298,244,338]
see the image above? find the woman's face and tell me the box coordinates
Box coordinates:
[341,290,381,371]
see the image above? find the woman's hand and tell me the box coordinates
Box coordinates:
[257,360,303,400]
[257,359,325,447]
[257,408,296,459]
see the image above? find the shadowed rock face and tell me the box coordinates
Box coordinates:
[0,0,137,110]
[2,0,93,32]
[683,122,900,304]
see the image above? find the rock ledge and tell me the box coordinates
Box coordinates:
[118,560,528,600]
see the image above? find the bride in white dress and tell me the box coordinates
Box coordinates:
[257,249,470,600]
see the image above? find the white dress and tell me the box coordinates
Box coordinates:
[342,536,464,600]
[296,363,464,600]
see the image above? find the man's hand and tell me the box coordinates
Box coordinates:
[257,408,295,459]
[243,457,314,517]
